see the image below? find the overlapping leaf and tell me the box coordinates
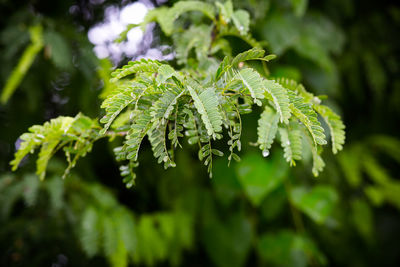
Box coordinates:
[288,90,326,146]
[314,105,345,154]
[257,106,279,155]
[279,126,302,166]
[187,85,222,138]
[263,79,291,123]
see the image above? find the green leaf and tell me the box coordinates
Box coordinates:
[37,139,61,181]
[216,0,233,22]
[260,13,300,55]
[43,30,72,69]
[45,177,64,212]
[100,86,136,134]
[215,55,232,80]
[148,123,174,167]
[173,24,212,64]
[134,216,167,265]
[211,149,224,157]
[369,135,400,163]
[275,78,314,103]
[119,162,138,188]
[110,59,162,81]
[289,0,308,17]
[35,117,74,180]
[257,106,279,155]
[10,126,45,171]
[314,105,345,154]
[124,111,153,160]
[150,86,184,124]
[236,153,288,206]
[187,85,223,138]
[231,48,265,67]
[290,185,338,224]
[232,9,250,35]
[279,126,302,166]
[235,68,265,106]
[263,79,291,123]
[80,207,101,257]
[288,90,326,146]
[156,64,176,85]
[310,144,325,177]
[102,214,119,258]
[151,1,216,36]
[1,25,44,104]
[22,174,40,206]
[117,210,137,254]
[337,145,362,187]
[257,230,326,267]
[362,155,400,210]
[351,199,374,242]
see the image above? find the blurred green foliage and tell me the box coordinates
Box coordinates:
[1,0,400,266]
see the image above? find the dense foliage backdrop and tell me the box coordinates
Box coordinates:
[1,0,400,266]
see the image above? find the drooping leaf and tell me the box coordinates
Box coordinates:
[124,110,153,160]
[288,90,326,146]
[187,85,223,138]
[148,123,175,167]
[100,84,140,134]
[150,86,184,124]
[34,117,74,180]
[10,125,45,171]
[279,126,302,166]
[263,79,291,123]
[314,105,345,154]
[257,106,279,155]
[235,68,265,106]
[310,144,325,177]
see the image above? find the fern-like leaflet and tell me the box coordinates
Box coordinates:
[124,111,153,161]
[279,126,302,166]
[100,83,140,134]
[235,68,265,106]
[257,106,279,156]
[314,105,345,154]
[110,59,162,81]
[288,90,327,147]
[187,85,223,139]
[150,86,184,125]
[263,79,291,124]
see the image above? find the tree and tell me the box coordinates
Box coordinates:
[1,0,400,266]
